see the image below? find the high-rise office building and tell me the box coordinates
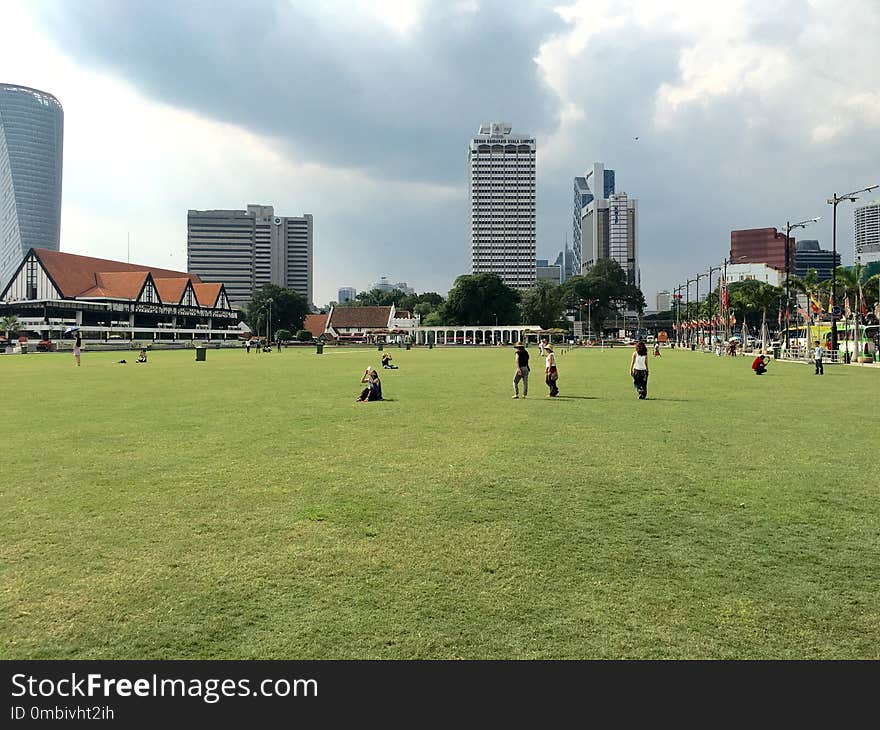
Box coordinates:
[854,200,880,266]
[0,84,64,289]
[656,290,671,312]
[794,240,839,281]
[338,287,356,303]
[573,163,615,278]
[469,122,536,289]
[580,165,639,287]
[730,227,795,273]
[187,204,313,306]
[536,258,561,283]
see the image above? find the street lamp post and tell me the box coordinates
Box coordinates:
[782,217,820,351]
[694,272,706,348]
[827,185,878,354]
[685,278,696,346]
[708,264,721,347]
[673,286,683,346]
[265,297,273,343]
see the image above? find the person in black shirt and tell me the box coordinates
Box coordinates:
[513,342,530,398]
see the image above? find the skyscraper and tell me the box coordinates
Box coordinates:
[0,84,64,289]
[573,163,615,278]
[187,205,313,306]
[794,240,839,281]
[854,199,880,266]
[338,287,357,303]
[469,122,536,289]
[580,163,638,286]
[655,291,671,312]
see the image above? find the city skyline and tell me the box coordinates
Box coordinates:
[1,0,878,306]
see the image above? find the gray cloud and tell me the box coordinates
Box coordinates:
[37,0,564,183]
[31,0,880,305]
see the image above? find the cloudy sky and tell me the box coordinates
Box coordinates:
[3,0,879,306]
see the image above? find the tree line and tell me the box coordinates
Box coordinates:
[334,259,646,331]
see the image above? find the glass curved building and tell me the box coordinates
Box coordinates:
[0,83,64,289]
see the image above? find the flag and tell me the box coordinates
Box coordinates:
[827,293,834,314]
[777,307,782,328]
[797,306,809,322]
[844,296,852,319]
[809,295,822,314]
[785,308,791,322]
[730,314,736,326]
[859,285,868,317]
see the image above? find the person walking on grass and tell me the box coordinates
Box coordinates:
[544,344,559,397]
[814,340,824,375]
[73,333,82,367]
[512,341,529,398]
[630,340,649,399]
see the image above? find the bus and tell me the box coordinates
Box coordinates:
[779,322,877,358]
[825,323,878,358]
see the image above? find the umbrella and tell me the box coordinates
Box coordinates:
[63,326,80,335]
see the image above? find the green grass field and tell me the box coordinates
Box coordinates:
[1,345,878,659]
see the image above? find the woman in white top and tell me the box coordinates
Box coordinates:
[630,341,649,399]
[544,344,559,397]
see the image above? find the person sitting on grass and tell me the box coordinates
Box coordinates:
[752,354,768,375]
[136,348,147,364]
[381,352,398,369]
[356,367,383,402]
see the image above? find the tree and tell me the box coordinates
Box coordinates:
[559,259,645,334]
[353,288,408,307]
[422,310,444,326]
[520,280,565,328]
[2,314,19,340]
[443,273,520,325]
[275,328,292,342]
[246,285,309,338]
[295,329,312,342]
[728,279,783,348]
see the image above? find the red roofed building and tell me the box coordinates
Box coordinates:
[303,313,328,338]
[320,304,419,342]
[0,248,240,343]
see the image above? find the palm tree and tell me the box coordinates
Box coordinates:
[2,314,19,341]
[786,268,820,306]
[834,264,865,312]
[740,281,782,351]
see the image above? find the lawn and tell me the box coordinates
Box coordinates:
[1,345,878,659]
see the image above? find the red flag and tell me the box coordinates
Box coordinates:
[844,296,852,319]
[777,307,782,327]
[860,286,868,317]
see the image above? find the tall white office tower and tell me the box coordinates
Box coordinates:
[580,162,639,286]
[469,122,536,289]
[0,84,64,289]
[854,199,880,266]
